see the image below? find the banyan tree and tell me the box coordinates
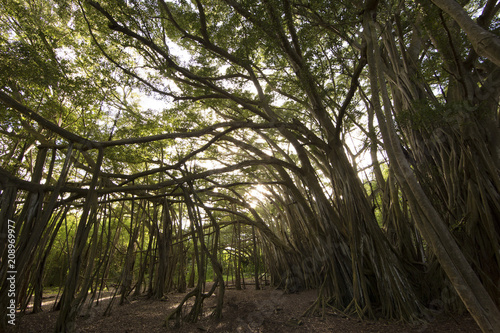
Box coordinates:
[0,0,499,332]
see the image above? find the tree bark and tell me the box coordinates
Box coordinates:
[430,0,500,67]
[252,226,261,290]
[54,147,104,333]
[363,11,500,332]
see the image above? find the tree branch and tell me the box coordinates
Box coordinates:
[0,90,95,148]
[431,0,500,67]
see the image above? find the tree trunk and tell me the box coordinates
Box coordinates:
[176,204,187,293]
[188,252,196,289]
[430,0,500,67]
[54,147,103,333]
[363,12,500,332]
[120,198,140,304]
[154,199,172,299]
[252,226,261,290]
[234,221,242,290]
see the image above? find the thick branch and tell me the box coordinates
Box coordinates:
[431,0,500,67]
[0,91,95,148]
[334,55,367,141]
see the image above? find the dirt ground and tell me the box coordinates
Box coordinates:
[6,285,480,333]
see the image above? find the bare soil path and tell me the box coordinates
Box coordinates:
[6,286,480,332]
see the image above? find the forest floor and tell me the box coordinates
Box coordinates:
[7,283,480,333]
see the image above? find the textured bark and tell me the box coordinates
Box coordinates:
[363,11,500,332]
[252,226,261,290]
[430,0,500,67]
[120,199,140,304]
[54,148,104,333]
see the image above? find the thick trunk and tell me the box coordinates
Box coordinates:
[176,208,187,293]
[154,199,172,299]
[120,199,140,304]
[363,12,500,332]
[430,0,500,67]
[54,148,103,333]
[234,221,242,290]
[252,226,261,290]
